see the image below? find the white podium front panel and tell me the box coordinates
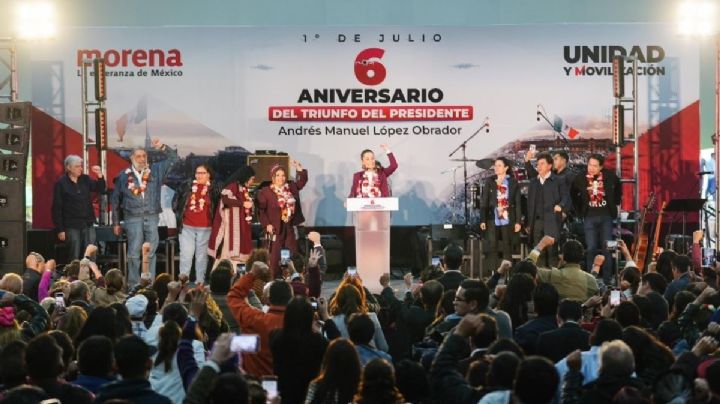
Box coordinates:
[347,198,396,292]
[346,197,399,212]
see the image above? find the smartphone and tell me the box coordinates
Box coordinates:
[311,301,318,311]
[606,240,618,250]
[529,144,536,152]
[230,334,260,353]
[236,263,246,274]
[262,375,278,400]
[54,292,66,313]
[431,256,440,267]
[703,248,717,267]
[347,266,358,276]
[610,290,621,306]
[280,248,291,265]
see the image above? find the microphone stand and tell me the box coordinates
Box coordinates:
[449,122,488,229]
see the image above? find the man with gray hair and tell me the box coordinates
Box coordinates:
[52,154,105,260]
[111,138,178,286]
[562,340,645,403]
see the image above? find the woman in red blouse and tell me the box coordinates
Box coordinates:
[208,166,256,267]
[348,144,398,198]
[257,161,308,278]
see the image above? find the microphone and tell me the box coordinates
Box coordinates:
[697,171,714,176]
[536,105,541,121]
[485,117,490,133]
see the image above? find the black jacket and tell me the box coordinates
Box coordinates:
[514,315,558,355]
[563,369,647,404]
[270,329,328,404]
[430,333,487,404]
[479,175,522,227]
[171,179,223,230]
[437,270,466,293]
[536,322,590,363]
[94,379,172,404]
[571,168,622,218]
[527,173,571,239]
[52,174,106,231]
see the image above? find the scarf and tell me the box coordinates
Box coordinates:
[126,167,151,196]
[272,183,296,223]
[189,180,210,212]
[495,176,510,225]
[586,171,606,207]
[357,170,381,198]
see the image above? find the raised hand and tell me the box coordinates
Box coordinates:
[151,138,163,149]
[380,144,390,153]
[90,165,103,177]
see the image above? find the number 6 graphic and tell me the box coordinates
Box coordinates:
[354,48,386,86]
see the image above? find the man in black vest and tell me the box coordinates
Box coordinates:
[571,153,621,284]
[526,152,571,267]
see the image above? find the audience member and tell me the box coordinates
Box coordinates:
[227,261,290,376]
[536,299,590,362]
[94,334,172,403]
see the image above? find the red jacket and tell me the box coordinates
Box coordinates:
[227,273,285,377]
[348,152,398,197]
[257,170,308,230]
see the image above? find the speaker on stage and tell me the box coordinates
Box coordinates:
[247,154,290,183]
[0,180,24,221]
[0,221,26,274]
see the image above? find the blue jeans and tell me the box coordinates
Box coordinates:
[584,215,614,283]
[179,225,212,283]
[123,215,159,287]
[66,227,96,261]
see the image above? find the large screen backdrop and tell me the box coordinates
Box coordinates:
[29,24,699,227]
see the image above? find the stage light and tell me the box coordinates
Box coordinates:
[94,58,106,101]
[677,1,717,36]
[612,56,624,98]
[96,107,107,150]
[14,2,57,40]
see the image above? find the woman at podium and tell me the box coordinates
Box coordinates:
[257,161,308,278]
[348,144,398,198]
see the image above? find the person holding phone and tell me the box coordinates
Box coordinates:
[479,157,522,272]
[257,161,308,278]
[208,165,256,268]
[571,154,621,284]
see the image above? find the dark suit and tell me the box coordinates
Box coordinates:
[479,175,522,270]
[527,173,570,266]
[257,169,308,277]
[438,270,466,292]
[514,315,558,355]
[536,322,590,363]
[348,152,398,197]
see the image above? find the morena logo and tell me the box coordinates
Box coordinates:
[76,49,183,68]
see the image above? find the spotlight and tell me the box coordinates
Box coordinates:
[677,1,717,36]
[15,2,57,40]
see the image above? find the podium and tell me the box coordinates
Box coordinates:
[347,198,398,292]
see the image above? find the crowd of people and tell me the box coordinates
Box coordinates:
[0,226,718,403]
[26,141,720,403]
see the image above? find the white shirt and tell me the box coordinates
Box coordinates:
[538,171,552,185]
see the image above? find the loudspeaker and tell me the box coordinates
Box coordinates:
[0,221,26,275]
[247,155,290,183]
[0,127,30,154]
[0,102,31,126]
[0,180,24,221]
[0,155,26,180]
